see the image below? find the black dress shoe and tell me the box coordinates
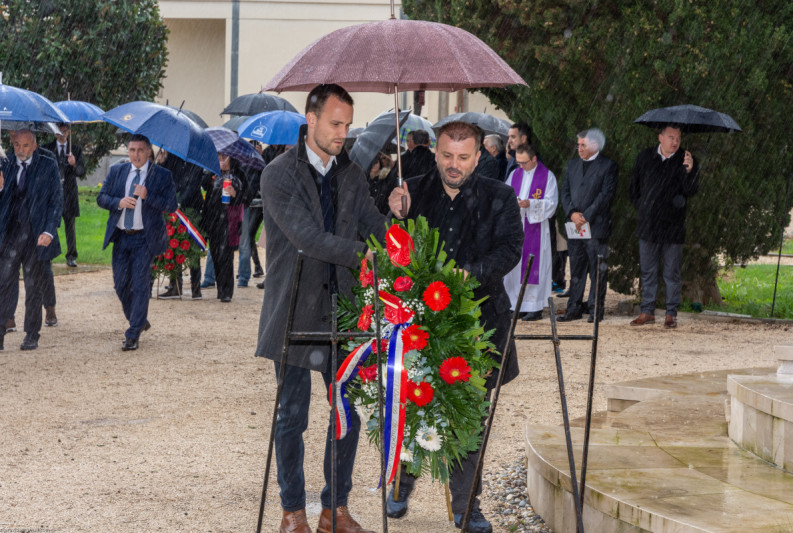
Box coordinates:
[142,320,151,333]
[66,258,78,267]
[587,314,604,323]
[45,306,58,327]
[256,281,265,289]
[0,334,4,351]
[122,338,139,351]
[20,334,39,351]
[386,482,414,518]
[453,509,492,533]
[521,311,543,321]
[557,312,583,322]
[556,290,570,298]
[158,285,182,299]
[253,266,264,278]
[220,296,231,303]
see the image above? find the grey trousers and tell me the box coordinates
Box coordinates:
[639,239,683,316]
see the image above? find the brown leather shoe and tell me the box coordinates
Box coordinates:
[630,312,655,326]
[280,508,311,533]
[664,315,677,329]
[316,506,374,533]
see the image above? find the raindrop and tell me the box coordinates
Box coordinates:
[563,29,573,39]
[309,349,324,367]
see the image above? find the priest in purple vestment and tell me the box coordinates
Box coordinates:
[502,144,558,321]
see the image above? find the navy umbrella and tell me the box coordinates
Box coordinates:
[103,101,221,175]
[221,92,298,116]
[634,104,741,133]
[0,83,69,123]
[54,100,105,123]
[350,110,410,172]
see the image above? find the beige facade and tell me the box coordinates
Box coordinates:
[157,0,511,130]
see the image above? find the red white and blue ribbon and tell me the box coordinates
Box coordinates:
[331,323,408,485]
[175,209,207,252]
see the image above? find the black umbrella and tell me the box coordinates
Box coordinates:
[432,111,511,138]
[166,105,209,129]
[633,104,741,133]
[349,110,410,172]
[222,115,252,132]
[221,92,298,116]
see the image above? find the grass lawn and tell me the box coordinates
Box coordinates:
[783,237,793,255]
[709,264,793,319]
[52,187,113,266]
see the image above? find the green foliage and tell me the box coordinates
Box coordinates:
[404,0,793,301]
[338,217,497,483]
[0,0,169,172]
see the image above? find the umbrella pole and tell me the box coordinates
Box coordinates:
[461,255,534,531]
[255,252,303,533]
[771,170,792,317]
[393,85,407,217]
[371,252,389,533]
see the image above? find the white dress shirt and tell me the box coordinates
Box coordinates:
[305,138,336,176]
[116,162,149,230]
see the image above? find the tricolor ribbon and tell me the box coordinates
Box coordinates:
[174,209,207,252]
[331,323,408,485]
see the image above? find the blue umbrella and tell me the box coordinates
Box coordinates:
[0,83,69,123]
[205,127,266,171]
[54,100,105,123]
[102,101,221,175]
[237,111,306,145]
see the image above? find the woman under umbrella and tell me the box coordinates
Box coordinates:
[200,153,247,302]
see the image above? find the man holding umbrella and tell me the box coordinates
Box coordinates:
[97,134,177,351]
[629,124,699,328]
[256,84,384,533]
[43,123,85,268]
[0,129,62,351]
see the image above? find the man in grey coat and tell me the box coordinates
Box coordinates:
[255,84,385,533]
[558,128,618,323]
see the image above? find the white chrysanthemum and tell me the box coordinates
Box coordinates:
[354,398,375,423]
[415,425,442,452]
[400,446,413,462]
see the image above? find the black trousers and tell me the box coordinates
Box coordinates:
[549,217,567,290]
[63,214,77,261]
[209,237,235,300]
[566,237,609,317]
[0,227,47,337]
[248,205,263,269]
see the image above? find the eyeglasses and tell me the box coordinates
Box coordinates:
[516,159,532,167]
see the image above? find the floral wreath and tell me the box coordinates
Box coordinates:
[336,216,498,484]
[152,209,206,282]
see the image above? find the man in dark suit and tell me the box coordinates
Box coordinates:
[504,122,530,180]
[376,130,436,213]
[0,129,63,351]
[386,121,523,533]
[97,134,178,351]
[559,128,618,322]
[43,123,84,268]
[256,84,384,533]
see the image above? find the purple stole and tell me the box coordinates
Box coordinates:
[510,162,549,284]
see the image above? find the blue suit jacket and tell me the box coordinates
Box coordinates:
[0,150,63,261]
[97,162,178,256]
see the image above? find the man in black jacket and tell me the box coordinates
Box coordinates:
[376,130,435,213]
[628,125,699,329]
[558,128,618,323]
[43,123,84,267]
[387,121,523,533]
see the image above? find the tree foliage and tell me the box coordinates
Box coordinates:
[0,0,169,172]
[403,0,793,302]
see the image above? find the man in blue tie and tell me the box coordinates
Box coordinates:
[98,134,177,351]
[0,129,63,351]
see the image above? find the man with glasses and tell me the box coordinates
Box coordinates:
[503,144,558,321]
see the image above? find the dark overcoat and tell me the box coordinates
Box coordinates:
[42,140,84,219]
[255,130,387,371]
[0,150,63,261]
[560,155,619,240]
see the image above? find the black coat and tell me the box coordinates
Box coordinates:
[377,145,437,213]
[629,147,699,244]
[200,169,247,245]
[403,169,523,386]
[42,141,84,219]
[560,154,619,240]
[475,147,501,181]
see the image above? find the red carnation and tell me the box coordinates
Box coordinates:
[370,338,390,354]
[406,380,434,407]
[169,238,179,249]
[439,356,472,385]
[164,249,174,260]
[177,225,187,234]
[402,324,429,352]
[359,259,374,287]
[359,364,377,383]
[152,264,157,270]
[385,224,414,267]
[175,254,186,264]
[166,226,175,236]
[393,276,413,292]
[379,291,414,324]
[180,240,191,250]
[357,304,374,331]
[164,263,174,271]
[423,281,451,312]
[168,213,178,223]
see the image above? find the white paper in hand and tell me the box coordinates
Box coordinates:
[565,221,591,239]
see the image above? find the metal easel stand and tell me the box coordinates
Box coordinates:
[256,251,389,533]
[461,254,604,533]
